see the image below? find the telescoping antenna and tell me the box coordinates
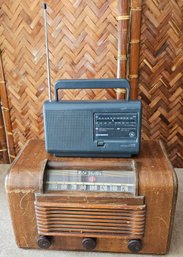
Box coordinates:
[43,3,52,101]
[117,7,122,79]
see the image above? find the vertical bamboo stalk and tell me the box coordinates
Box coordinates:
[0,51,16,163]
[0,104,9,163]
[128,0,142,99]
[116,0,130,100]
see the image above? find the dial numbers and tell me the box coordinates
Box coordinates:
[45,166,136,194]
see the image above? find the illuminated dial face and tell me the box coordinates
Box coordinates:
[44,167,136,194]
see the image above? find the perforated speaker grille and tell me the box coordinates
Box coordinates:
[45,110,93,151]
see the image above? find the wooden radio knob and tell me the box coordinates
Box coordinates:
[82,238,96,250]
[37,235,52,249]
[128,239,143,253]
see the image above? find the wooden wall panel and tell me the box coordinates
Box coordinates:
[139,0,183,167]
[0,0,182,167]
[0,0,118,153]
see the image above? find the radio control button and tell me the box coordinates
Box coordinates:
[129,131,135,138]
[97,141,105,147]
[37,236,52,249]
[82,238,96,250]
[128,239,143,253]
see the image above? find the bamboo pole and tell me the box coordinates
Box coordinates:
[0,104,9,163]
[128,0,142,99]
[0,51,16,163]
[116,0,130,100]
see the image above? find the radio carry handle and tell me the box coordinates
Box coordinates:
[54,79,130,101]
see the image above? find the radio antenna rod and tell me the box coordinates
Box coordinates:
[116,1,122,79]
[43,2,52,101]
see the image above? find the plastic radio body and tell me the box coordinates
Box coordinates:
[43,79,141,157]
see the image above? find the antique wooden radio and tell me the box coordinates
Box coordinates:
[6,140,177,254]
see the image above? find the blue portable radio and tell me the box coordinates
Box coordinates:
[43,79,141,157]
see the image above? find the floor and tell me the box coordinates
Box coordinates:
[0,165,182,257]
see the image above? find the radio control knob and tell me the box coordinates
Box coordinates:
[82,238,96,250]
[128,239,143,253]
[129,131,135,138]
[37,236,52,249]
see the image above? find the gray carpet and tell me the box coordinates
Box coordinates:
[0,165,182,257]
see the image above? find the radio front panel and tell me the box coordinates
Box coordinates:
[35,159,145,243]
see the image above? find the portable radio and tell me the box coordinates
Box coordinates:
[43,79,141,157]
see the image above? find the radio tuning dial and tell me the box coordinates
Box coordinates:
[129,131,135,138]
[128,239,143,253]
[82,238,96,250]
[37,235,53,249]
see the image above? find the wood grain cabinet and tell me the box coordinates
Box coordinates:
[6,140,177,254]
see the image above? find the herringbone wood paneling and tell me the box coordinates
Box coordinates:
[0,0,118,153]
[0,0,182,167]
[139,0,183,167]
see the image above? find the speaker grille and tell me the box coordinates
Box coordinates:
[45,110,93,151]
[35,203,146,238]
